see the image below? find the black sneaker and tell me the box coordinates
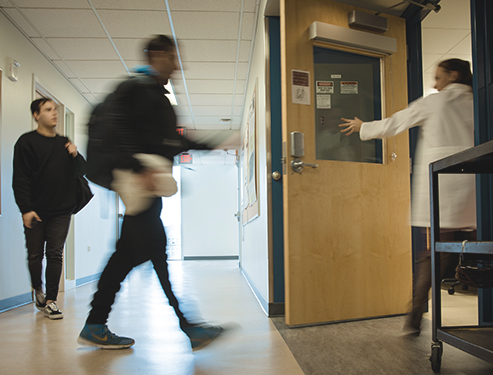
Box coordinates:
[77,324,135,349]
[43,302,63,320]
[182,324,224,351]
[35,289,46,310]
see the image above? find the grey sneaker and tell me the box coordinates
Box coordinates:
[34,289,46,310]
[43,302,63,320]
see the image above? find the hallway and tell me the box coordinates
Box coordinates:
[2,260,493,375]
[0,260,302,375]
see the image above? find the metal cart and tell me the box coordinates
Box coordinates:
[429,140,493,372]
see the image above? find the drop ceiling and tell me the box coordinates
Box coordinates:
[0,0,259,131]
[0,0,472,130]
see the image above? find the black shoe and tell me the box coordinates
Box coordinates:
[403,312,421,336]
[182,324,224,351]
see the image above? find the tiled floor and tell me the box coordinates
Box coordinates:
[0,260,303,375]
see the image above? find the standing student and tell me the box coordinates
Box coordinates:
[339,59,476,333]
[13,98,87,319]
[78,35,224,350]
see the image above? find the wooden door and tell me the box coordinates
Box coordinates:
[280,0,412,325]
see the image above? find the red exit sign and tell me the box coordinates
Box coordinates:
[176,127,187,137]
[180,153,193,164]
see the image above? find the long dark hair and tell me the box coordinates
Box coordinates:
[438,58,473,87]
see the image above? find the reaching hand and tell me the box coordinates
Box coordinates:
[339,117,363,136]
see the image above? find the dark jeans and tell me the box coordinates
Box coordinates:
[86,198,191,328]
[412,228,477,322]
[24,214,71,301]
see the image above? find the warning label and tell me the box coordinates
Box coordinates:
[341,81,358,94]
[316,81,334,94]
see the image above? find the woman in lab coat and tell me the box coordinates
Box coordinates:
[339,59,476,333]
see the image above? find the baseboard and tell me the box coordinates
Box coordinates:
[268,302,285,317]
[0,292,32,313]
[76,272,102,286]
[241,268,269,314]
[183,256,239,261]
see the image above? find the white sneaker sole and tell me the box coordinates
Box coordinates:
[77,336,134,350]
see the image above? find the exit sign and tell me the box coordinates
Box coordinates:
[176,127,187,137]
[180,153,192,164]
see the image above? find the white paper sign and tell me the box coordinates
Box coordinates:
[292,69,311,105]
[316,95,331,109]
[316,81,334,94]
[341,81,358,94]
[331,74,342,79]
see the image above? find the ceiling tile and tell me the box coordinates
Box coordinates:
[83,93,100,105]
[81,78,122,93]
[113,38,148,61]
[236,62,248,79]
[189,94,233,106]
[186,80,234,94]
[69,78,89,93]
[233,106,242,116]
[31,38,59,59]
[94,93,108,102]
[65,60,129,78]
[176,116,193,126]
[174,106,191,117]
[234,94,244,106]
[239,40,251,62]
[20,9,106,37]
[175,94,190,106]
[172,11,239,40]
[0,0,13,6]
[422,0,471,30]
[13,0,90,8]
[168,0,241,11]
[52,60,76,78]
[97,10,170,38]
[422,53,443,73]
[180,40,238,62]
[182,62,237,80]
[240,12,254,39]
[448,34,472,55]
[235,80,246,94]
[194,117,236,126]
[193,106,233,116]
[48,38,120,60]
[421,28,470,54]
[3,8,40,37]
[92,0,166,10]
[243,0,257,13]
[193,123,232,130]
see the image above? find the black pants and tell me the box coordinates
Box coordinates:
[412,228,477,321]
[24,214,71,301]
[86,198,190,328]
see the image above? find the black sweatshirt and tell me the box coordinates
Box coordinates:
[12,131,86,220]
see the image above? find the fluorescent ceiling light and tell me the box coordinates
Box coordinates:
[164,80,178,105]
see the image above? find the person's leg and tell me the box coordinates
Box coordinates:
[409,229,463,331]
[44,214,71,302]
[24,220,47,309]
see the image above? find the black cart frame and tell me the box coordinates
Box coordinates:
[429,140,493,372]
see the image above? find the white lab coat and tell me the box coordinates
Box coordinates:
[360,83,476,229]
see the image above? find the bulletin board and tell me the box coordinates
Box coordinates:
[241,83,259,224]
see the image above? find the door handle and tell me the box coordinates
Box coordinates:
[291,158,318,173]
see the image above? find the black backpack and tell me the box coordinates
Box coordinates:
[85,93,118,190]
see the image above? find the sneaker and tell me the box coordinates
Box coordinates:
[182,324,224,351]
[34,289,46,310]
[43,302,63,320]
[77,324,135,349]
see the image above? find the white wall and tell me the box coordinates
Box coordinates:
[0,12,116,307]
[238,0,271,309]
[181,155,239,258]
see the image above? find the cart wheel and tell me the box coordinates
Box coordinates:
[448,287,455,295]
[462,284,469,291]
[430,342,443,373]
